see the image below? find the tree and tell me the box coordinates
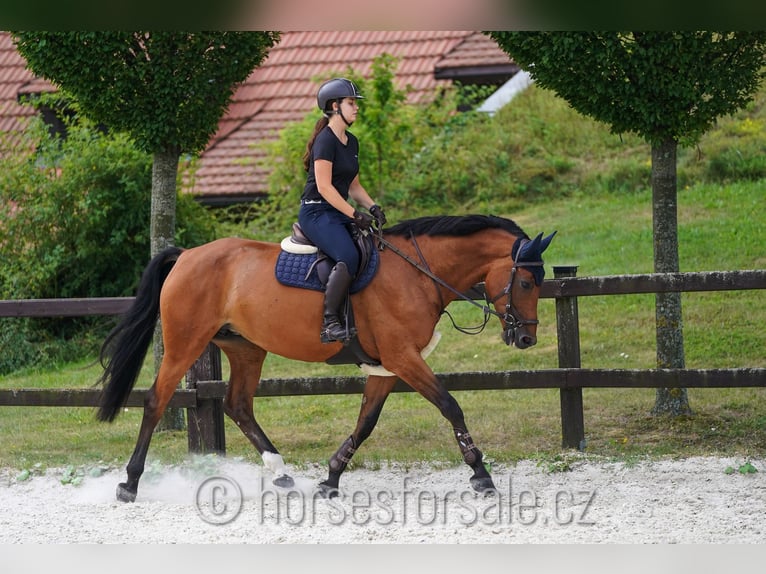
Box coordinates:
[354,53,408,199]
[13,31,280,429]
[489,31,766,415]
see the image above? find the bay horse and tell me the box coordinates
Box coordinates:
[97,214,555,502]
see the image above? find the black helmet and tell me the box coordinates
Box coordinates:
[317,78,364,113]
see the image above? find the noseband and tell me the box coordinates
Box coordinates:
[374,232,543,345]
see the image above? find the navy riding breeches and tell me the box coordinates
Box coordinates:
[298,202,360,276]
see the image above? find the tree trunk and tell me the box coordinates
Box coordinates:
[650,138,692,416]
[151,147,185,432]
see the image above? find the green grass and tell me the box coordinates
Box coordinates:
[2,179,764,472]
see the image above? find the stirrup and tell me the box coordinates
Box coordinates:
[320,321,356,344]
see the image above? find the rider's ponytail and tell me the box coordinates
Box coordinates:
[303,116,329,171]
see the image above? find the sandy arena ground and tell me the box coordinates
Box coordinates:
[1,455,763,544]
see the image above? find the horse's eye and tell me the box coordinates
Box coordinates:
[520,280,532,290]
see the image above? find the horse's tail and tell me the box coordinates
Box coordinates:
[97,246,184,422]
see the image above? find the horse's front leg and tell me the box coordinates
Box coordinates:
[395,353,496,494]
[319,374,398,497]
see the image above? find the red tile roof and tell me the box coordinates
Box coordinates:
[444,31,512,67]
[0,33,55,149]
[0,31,513,203]
[191,31,514,203]
[435,31,520,79]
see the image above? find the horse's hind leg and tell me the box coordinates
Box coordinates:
[219,340,293,488]
[319,374,399,497]
[118,351,200,502]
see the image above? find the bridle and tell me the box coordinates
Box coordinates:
[484,238,544,345]
[373,232,543,346]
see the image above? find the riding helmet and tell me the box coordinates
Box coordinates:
[317,78,364,114]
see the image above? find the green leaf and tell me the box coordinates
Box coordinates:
[738,462,758,474]
[88,466,105,478]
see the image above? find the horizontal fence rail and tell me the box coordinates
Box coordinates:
[2,269,764,319]
[0,388,199,408]
[539,269,766,298]
[0,297,133,318]
[4,368,763,404]
[2,268,764,453]
[252,368,766,396]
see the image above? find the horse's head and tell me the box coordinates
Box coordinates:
[485,231,556,349]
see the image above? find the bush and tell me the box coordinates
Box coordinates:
[681,101,766,183]
[0,111,217,374]
[0,319,38,375]
[706,145,766,182]
[0,317,108,376]
[1,118,147,300]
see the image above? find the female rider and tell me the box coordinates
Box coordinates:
[298,78,387,343]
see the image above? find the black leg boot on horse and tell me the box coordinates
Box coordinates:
[320,262,356,344]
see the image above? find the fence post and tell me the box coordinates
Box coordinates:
[554,265,586,451]
[186,343,226,454]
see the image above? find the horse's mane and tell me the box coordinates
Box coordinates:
[384,214,528,240]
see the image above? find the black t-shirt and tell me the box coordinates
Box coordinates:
[302,126,359,202]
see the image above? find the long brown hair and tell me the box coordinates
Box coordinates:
[303,116,329,171]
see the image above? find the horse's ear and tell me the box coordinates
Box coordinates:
[516,233,542,262]
[540,231,557,254]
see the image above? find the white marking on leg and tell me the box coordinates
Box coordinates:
[262,451,287,476]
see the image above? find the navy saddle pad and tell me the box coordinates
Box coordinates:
[275,248,379,293]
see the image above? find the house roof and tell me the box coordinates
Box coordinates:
[0,33,55,149]
[435,30,520,81]
[0,31,515,204]
[190,31,515,204]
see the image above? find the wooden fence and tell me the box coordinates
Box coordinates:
[2,267,765,454]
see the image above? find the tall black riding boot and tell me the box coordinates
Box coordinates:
[321,262,356,343]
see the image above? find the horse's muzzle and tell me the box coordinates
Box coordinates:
[514,331,537,349]
[503,326,537,349]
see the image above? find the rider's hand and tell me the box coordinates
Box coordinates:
[352,209,374,231]
[370,204,387,228]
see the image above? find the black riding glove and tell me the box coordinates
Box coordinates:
[369,204,387,228]
[352,209,374,231]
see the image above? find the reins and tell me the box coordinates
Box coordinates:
[372,230,530,337]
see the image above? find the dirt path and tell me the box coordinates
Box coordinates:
[1,455,763,543]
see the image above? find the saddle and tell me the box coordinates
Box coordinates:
[276,223,379,293]
[276,223,381,368]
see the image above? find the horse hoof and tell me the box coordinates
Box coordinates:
[272,474,295,489]
[116,483,137,503]
[470,475,497,494]
[317,481,340,499]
